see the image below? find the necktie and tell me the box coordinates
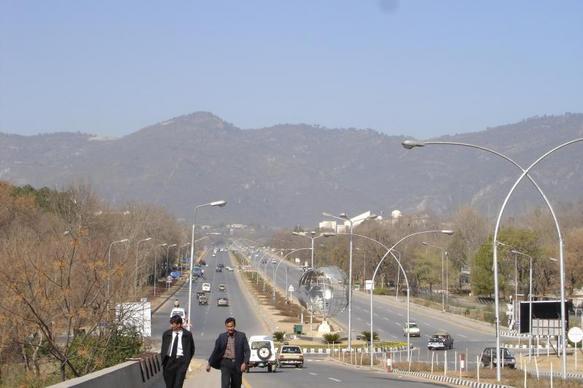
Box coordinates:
[171,332,179,357]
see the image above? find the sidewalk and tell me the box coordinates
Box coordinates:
[183,359,220,387]
[183,358,252,388]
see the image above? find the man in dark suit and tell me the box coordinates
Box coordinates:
[206,317,251,388]
[161,315,195,388]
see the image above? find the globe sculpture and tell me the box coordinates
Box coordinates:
[296,266,348,318]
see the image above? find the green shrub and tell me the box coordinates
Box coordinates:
[360,330,379,342]
[323,333,340,344]
[273,331,286,342]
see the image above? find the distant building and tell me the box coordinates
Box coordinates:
[318,220,337,232]
[319,211,380,233]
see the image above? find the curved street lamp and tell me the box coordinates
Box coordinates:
[165,244,177,276]
[135,237,152,296]
[368,230,454,364]
[154,243,167,296]
[107,238,130,300]
[402,138,583,380]
[330,231,409,366]
[272,248,312,300]
[421,241,448,312]
[322,212,377,350]
[187,200,227,330]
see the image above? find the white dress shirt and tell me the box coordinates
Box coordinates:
[168,330,184,357]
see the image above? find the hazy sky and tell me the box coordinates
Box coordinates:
[1,0,582,138]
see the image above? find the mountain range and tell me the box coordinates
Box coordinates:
[1,112,582,226]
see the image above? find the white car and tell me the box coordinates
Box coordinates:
[202,282,211,292]
[403,321,421,337]
[248,336,278,372]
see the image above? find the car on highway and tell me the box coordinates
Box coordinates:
[480,347,516,368]
[202,282,211,292]
[225,266,234,271]
[217,297,229,306]
[247,336,278,372]
[216,266,223,272]
[427,331,454,350]
[271,259,277,264]
[218,284,226,291]
[192,266,204,278]
[198,293,208,305]
[403,321,421,337]
[277,344,304,368]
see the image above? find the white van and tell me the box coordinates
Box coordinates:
[201,282,211,292]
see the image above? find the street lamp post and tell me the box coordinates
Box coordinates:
[165,243,177,278]
[154,243,167,296]
[292,231,318,268]
[272,248,312,300]
[422,242,448,312]
[402,138,583,380]
[107,238,129,300]
[322,212,377,350]
[134,237,152,296]
[180,243,191,272]
[322,212,354,350]
[369,230,454,364]
[187,200,227,330]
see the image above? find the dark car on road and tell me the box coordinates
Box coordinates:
[480,347,516,368]
[427,331,454,350]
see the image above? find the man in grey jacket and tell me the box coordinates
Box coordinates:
[206,317,250,388]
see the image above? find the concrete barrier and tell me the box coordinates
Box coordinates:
[48,353,163,388]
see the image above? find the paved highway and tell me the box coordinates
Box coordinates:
[152,247,447,387]
[246,245,498,370]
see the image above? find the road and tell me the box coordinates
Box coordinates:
[247,245,497,369]
[152,247,445,387]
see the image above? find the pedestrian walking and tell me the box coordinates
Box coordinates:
[161,315,195,388]
[206,317,250,388]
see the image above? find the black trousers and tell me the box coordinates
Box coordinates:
[163,356,188,388]
[220,358,242,388]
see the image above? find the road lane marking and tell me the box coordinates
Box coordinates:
[328,377,342,382]
[458,333,467,338]
[309,372,318,376]
[394,322,401,326]
[383,317,390,321]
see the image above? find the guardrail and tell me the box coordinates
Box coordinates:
[47,353,163,387]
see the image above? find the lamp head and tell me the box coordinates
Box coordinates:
[292,231,304,236]
[322,212,334,217]
[401,139,425,149]
[323,232,336,237]
[339,213,349,219]
[120,238,129,243]
[440,230,454,235]
[143,237,152,242]
[210,200,227,207]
